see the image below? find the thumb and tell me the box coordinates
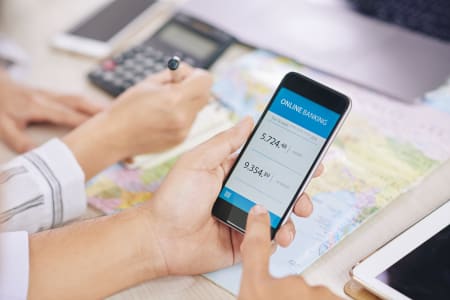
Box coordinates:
[241,205,272,281]
[185,116,253,169]
[0,117,34,153]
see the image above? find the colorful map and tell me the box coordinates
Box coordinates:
[86,49,450,294]
[86,158,177,214]
[204,50,450,293]
[212,50,302,120]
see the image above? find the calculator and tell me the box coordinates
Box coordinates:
[88,13,236,96]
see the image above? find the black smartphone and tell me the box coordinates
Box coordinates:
[212,72,351,238]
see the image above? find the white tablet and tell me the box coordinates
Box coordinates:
[351,200,449,300]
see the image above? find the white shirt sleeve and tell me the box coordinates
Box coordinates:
[0,139,87,299]
[0,138,86,233]
[0,232,29,300]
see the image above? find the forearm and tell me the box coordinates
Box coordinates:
[62,112,124,181]
[27,208,166,300]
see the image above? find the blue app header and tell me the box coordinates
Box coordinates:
[269,87,340,139]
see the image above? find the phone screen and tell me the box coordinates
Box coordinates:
[69,0,156,42]
[215,78,346,232]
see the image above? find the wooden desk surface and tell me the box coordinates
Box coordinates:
[1,1,449,299]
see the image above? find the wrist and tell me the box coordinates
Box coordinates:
[132,206,169,279]
[62,112,125,180]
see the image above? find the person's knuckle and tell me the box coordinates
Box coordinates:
[26,94,38,106]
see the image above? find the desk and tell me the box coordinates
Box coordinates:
[0,1,449,299]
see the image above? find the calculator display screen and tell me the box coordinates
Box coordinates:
[157,23,220,60]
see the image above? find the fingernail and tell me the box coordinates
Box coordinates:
[289,231,294,242]
[251,205,267,215]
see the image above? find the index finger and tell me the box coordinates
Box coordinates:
[241,205,272,281]
[174,68,213,102]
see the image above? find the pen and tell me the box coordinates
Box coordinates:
[167,56,182,83]
[167,56,235,112]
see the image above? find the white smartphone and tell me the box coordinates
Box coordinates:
[52,0,159,58]
[351,200,450,300]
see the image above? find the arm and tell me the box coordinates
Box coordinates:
[1,65,212,299]
[27,117,322,299]
[0,65,211,232]
[28,208,165,300]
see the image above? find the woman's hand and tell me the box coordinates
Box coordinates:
[63,64,212,179]
[238,205,340,300]
[0,70,104,152]
[140,117,323,276]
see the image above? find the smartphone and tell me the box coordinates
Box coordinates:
[212,72,351,238]
[52,0,158,58]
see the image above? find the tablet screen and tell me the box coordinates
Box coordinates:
[376,225,450,299]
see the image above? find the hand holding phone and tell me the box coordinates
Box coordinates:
[138,114,325,277]
[213,72,351,238]
[238,205,340,300]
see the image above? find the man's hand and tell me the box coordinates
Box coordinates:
[106,63,212,156]
[238,205,340,300]
[140,117,323,276]
[63,64,212,179]
[0,70,104,152]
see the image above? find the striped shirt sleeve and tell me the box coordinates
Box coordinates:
[0,138,86,233]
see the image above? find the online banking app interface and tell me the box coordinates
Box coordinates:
[219,87,340,228]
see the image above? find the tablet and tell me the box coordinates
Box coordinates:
[351,200,449,300]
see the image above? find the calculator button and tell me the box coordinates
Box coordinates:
[113,78,124,86]
[143,60,154,68]
[114,65,125,74]
[154,63,165,70]
[153,50,163,58]
[102,60,116,71]
[135,53,145,61]
[124,60,135,68]
[143,46,155,54]
[102,72,115,81]
[122,72,135,80]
